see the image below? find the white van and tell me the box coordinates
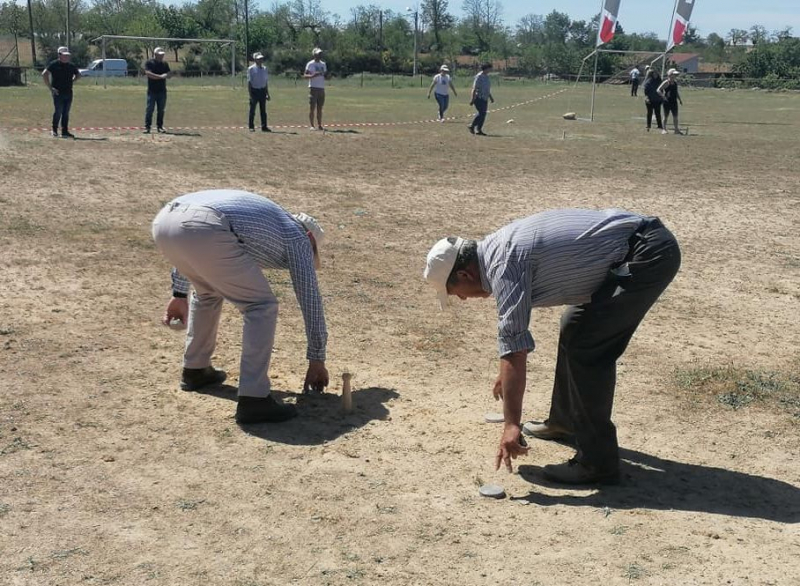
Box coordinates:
[79,59,128,77]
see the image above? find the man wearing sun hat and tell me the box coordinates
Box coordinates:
[152,189,329,424]
[423,209,681,484]
[42,46,81,138]
[247,52,271,132]
[143,46,171,134]
[304,48,327,130]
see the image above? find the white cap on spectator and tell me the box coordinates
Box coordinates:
[312,47,323,56]
[667,68,680,76]
[154,47,166,56]
[253,52,264,60]
[57,46,70,55]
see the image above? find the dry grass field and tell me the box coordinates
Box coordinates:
[1,79,799,586]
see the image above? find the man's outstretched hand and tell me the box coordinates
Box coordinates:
[303,360,329,393]
[162,296,188,326]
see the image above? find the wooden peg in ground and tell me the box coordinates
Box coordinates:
[342,372,353,412]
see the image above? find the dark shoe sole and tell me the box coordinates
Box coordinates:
[542,466,620,485]
[180,371,227,391]
[236,401,298,424]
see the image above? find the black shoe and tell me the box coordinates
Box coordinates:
[475,130,487,136]
[51,129,58,137]
[542,458,620,485]
[143,128,151,134]
[236,395,298,424]
[157,127,166,134]
[180,366,227,391]
[262,127,271,132]
[61,131,75,139]
[468,126,475,134]
[248,127,255,132]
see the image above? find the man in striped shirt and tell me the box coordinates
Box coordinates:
[424,209,681,484]
[152,189,329,425]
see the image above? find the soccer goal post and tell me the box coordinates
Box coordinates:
[91,35,237,89]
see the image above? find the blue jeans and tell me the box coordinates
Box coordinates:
[52,93,73,131]
[470,98,488,131]
[434,93,449,119]
[145,91,167,129]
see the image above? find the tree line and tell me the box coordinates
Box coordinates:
[0,0,797,84]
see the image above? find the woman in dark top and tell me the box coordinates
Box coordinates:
[642,68,663,133]
[658,68,683,135]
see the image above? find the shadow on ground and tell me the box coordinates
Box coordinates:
[234,386,398,445]
[516,448,799,523]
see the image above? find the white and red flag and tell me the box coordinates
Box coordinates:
[597,0,622,46]
[667,0,696,51]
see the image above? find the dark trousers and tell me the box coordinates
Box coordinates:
[631,79,639,96]
[663,102,679,125]
[248,88,268,129]
[547,219,681,471]
[470,98,488,131]
[645,102,663,129]
[434,93,449,119]
[145,91,167,129]
[52,93,73,131]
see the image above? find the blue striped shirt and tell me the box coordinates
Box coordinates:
[170,190,327,361]
[477,209,646,356]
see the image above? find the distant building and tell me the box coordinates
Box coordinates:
[669,53,700,73]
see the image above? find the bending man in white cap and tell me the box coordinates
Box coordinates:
[152,189,329,424]
[423,209,681,484]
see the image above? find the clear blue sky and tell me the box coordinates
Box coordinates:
[261,0,799,38]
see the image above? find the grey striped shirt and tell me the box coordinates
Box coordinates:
[477,209,646,356]
[170,190,327,361]
[472,72,491,100]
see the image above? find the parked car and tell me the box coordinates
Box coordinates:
[79,59,128,77]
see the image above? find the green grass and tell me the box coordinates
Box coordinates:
[675,364,800,416]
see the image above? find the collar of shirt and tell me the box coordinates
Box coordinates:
[477,239,493,295]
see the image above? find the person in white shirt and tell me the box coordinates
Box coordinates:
[304,48,327,131]
[427,64,458,122]
[630,66,641,97]
[247,52,271,132]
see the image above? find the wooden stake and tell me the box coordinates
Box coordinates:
[342,372,353,412]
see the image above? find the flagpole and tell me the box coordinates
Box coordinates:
[662,0,680,76]
[590,50,600,121]
[590,0,607,122]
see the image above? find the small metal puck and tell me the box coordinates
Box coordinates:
[479,484,506,499]
[484,412,504,423]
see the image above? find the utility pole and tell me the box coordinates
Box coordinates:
[26,0,37,65]
[66,0,70,44]
[406,6,418,77]
[244,0,250,64]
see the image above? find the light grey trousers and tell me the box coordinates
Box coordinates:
[152,203,278,398]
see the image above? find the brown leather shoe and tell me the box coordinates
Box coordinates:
[542,458,620,485]
[521,419,573,441]
[180,366,227,391]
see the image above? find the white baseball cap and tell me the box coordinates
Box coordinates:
[253,52,264,60]
[312,47,323,56]
[293,213,325,269]
[154,47,166,55]
[423,237,464,310]
[440,64,449,72]
[57,46,70,55]
[667,68,680,76]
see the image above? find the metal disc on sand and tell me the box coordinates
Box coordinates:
[479,484,506,499]
[484,412,504,423]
